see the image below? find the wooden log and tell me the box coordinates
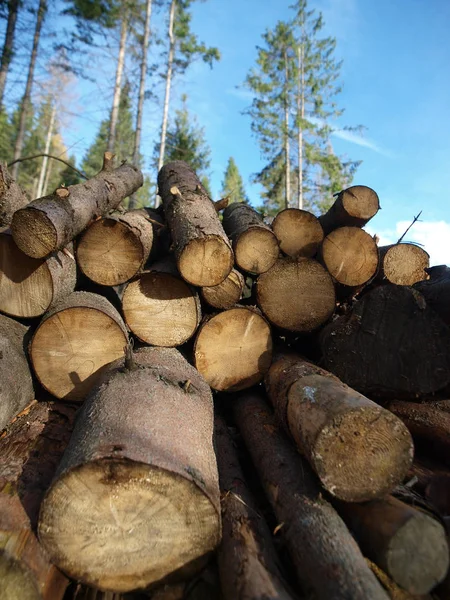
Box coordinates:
[424,474,450,516]
[336,495,449,594]
[157,161,233,287]
[38,347,221,593]
[233,391,389,600]
[271,208,324,258]
[222,203,279,274]
[0,401,76,600]
[122,257,201,347]
[367,560,433,600]
[30,291,128,401]
[0,162,29,227]
[200,268,244,310]
[256,257,335,332]
[320,285,450,399]
[318,185,380,236]
[414,265,450,326]
[11,158,143,259]
[194,307,272,392]
[215,415,294,600]
[379,244,429,286]
[407,457,450,491]
[0,229,76,318]
[0,314,34,430]
[265,355,413,502]
[320,226,379,287]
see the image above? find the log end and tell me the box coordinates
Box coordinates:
[272,208,324,258]
[341,185,380,220]
[235,226,279,274]
[383,243,430,285]
[178,235,233,287]
[11,207,57,259]
[201,269,244,310]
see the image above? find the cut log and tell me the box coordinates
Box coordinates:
[76,209,155,286]
[30,291,128,401]
[320,285,450,399]
[271,208,323,258]
[215,415,294,600]
[233,391,389,600]
[265,355,413,502]
[0,314,34,430]
[0,162,29,227]
[194,307,272,392]
[256,257,335,332]
[38,347,221,593]
[414,265,450,326]
[320,226,379,287]
[122,257,201,347]
[201,268,244,310]
[336,495,449,594]
[222,203,279,274]
[0,401,76,600]
[0,230,76,318]
[367,559,434,600]
[157,161,233,287]
[318,185,380,236]
[379,244,429,286]
[11,159,143,259]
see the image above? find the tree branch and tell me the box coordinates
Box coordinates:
[7,154,88,180]
[397,211,422,244]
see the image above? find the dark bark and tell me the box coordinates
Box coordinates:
[414,265,450,326]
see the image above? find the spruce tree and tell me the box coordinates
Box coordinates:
[221,157,248,204]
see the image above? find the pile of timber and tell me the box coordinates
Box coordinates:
[1,156,450,600]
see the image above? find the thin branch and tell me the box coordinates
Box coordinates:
[7,154,88,180]
[397,211,422,244]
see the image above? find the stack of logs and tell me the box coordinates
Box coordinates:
[1,156,450,600]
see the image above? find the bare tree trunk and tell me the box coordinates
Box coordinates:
[36,102,56,198]
[107,16,128,154]
[284,50,290,210]
[0,0,20,106]
[43,153,53,195]
[297,43,304,210]
[11,0,46,180]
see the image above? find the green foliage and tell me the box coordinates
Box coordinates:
[221,157,248,204]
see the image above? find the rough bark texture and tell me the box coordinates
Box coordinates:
[194,307,272,392]
[222,203,279,274]
[38,347,221,593]
[414,265,450,326]
[233,391,389,600]
[201,268,245,310]
[379,244,429,286]
[157,161,233,286]
[318,185,380,236]
[0,0,19,104]
[320,285,450,399]
[215,416,294,600]
[0,401,76,600]
[256,257,335,332]
[265,355,413,502]
[0,313,34,430]
[30,291,128,401]
[0,163,29,227]
[271,208,323,258]
[11,162,143,259]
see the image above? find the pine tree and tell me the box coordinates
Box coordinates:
[221,157,248,204]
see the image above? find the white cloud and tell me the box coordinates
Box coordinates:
[331,129,393,157]
[225,87,254,102]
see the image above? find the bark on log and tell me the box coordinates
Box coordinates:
[265,355,413,502]
[201,268,244,310]
[318,185,380,236]
[69,585,126,600]
[222,203,279,274]
[157,161,233,287]
[30,291,128,401]
[256,257,335,332]
[233,391,389,600]
[414,265,450,326]
[38,347,221,593]
[0,162,29,227]
[336,495,449,594]
[76,209,155,286]
[320,285,450,399]
[271,208,323,258]
[11,160,143,259]
[0,314,34,430]
[215,415,294,600]
[194,307,272,392]
[0,229,76,318]
[407,457,450,491]
[0,401,76,600]
[379,244,429,286]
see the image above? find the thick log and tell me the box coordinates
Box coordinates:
[0,229,76,318]
[201,268,244,310]
[0,314,34,430]
[318,185,380,236]
[30,291,128,401]
[11,159,143,259]
[256,257,335,332]
[265,355,413,502]
[367,560,433,600]
[233,391,389,600]
[38,347,221,593]
[0,162,29,227]
[271,208,323,258]
[222,203,279,274]
[0,401,76,600]
[414,265,450,326]
[320,285,450,399]
[194,307,272,392]
[157,161,233,287]
[379,244,429,286]
[215,415,294,600]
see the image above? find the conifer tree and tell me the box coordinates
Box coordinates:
[221,157,248,204]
